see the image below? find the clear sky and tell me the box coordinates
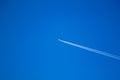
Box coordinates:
[1,0,120,80]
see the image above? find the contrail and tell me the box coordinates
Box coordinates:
[58,39,120,60]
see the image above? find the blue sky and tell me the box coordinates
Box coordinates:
[1,0,120,80]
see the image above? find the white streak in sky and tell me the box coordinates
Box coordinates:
[58,39,120,60]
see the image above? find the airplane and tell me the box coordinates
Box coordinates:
[58,39,120,60]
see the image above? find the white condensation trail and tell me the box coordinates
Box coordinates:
[58,39,120,60]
